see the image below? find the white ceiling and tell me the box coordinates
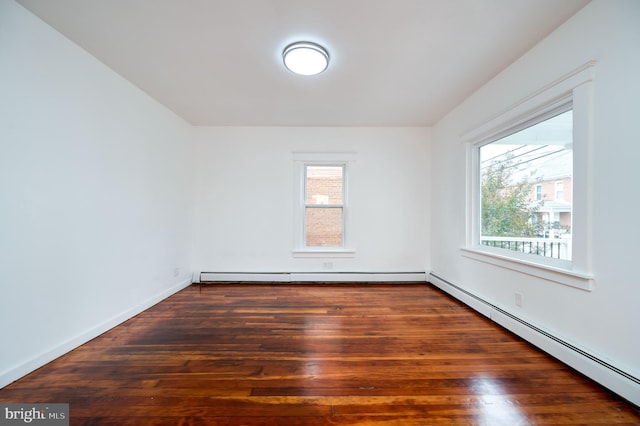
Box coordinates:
[16,0,590,127]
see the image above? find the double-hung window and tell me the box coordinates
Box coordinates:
[293,153,355,257]
[462,62,595,290]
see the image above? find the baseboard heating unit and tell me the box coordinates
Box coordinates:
[428,272,640,407]
[197,271,427,283]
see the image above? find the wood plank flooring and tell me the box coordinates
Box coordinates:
[1,283,638,425]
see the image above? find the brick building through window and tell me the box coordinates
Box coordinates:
[305,166,344,247]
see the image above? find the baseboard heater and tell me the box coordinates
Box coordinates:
[198,271,427,283]
[428,272,640,407]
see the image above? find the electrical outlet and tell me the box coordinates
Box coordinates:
[515,292,523,307]
[323,262,333,270]
[173,267,180,277]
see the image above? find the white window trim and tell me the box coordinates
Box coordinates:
[461,61,595,291]
[292,152,356,258]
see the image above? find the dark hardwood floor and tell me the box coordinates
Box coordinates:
[1,283,638,425]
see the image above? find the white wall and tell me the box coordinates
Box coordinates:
[431,0,640,402]
[192,126,430,275]
[0,0,194,387]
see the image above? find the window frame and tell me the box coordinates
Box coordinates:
[292,152,356,258]
[461,62,595,290]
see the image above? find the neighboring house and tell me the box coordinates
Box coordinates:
[530,176,572,236]
[525,149,573,237]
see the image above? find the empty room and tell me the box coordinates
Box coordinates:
[1,0,639,424]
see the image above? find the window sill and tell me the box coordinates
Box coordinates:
[461,247,593,291]
[292,249,356,258]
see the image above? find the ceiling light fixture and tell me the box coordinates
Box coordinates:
[282,42,329,76]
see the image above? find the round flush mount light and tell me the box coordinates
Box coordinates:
[282,41,329,76]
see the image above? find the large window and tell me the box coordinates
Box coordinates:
[462,62,595,290]
[293,153,355,257]
[479,109,573,261]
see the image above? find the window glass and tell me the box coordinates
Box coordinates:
[305,166,343,204]
[479,110,573,261]
[304,165,344,247]
[305,208,342,247]
[555,181,564,200]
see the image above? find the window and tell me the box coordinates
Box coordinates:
[293,153,355,257]
[305,165,344,247]
[479,109,573,261]
[462,62,595,290]
[555,181,564,200]
[535,184,543,201]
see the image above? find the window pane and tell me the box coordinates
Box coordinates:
[306,166,343,205]
[305,207,342,247]
[479,110,573,261]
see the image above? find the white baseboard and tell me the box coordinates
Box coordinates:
[0,278,192,389]
[200,272,291,282]
[199,271,427,283]
[428,272,640,407]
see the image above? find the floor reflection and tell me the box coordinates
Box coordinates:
[471,375,529,425]
[298,312,344,395]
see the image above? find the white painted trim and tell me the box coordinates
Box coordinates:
[462,61,596,285]
[292,249,356,258]
[201,272,291,282]
[292,152,357,254]
[0,278,192,389]
[200,271,427,283]
[428,272,640,407]
[293,152,358,162]
[460,61,596,144]
[461,247,593,291]
[291,272,426,282]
